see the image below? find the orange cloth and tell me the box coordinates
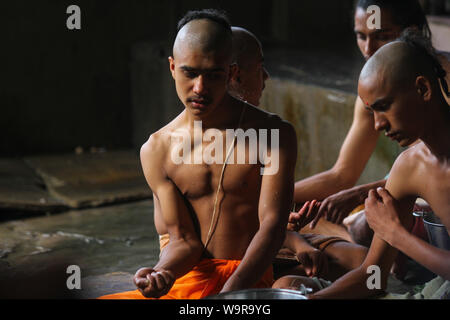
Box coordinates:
[159,233,170,256]
[98,258,274,300]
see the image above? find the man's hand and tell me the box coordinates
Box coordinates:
[296,248,328,278]
[313,188,363,226]
[364,187,403,245]
[287,200,321,232]
[133,267,175,298]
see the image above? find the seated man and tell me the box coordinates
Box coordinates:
[275,33,450,298]
[100,9,297,299]
[156,25,270,254]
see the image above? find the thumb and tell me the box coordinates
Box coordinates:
[376,187,392,202]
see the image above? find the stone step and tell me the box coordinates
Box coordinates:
[24,150,152,209]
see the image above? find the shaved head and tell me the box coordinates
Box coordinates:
[231,27,262,66]
[360,40,440,93]
[173,19,232,63]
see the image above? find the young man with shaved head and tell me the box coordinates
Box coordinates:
[275,33,450,299]
[100,9,297,299]
[156,25,270,254]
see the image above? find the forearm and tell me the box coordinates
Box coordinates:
[391,226,450,280]
[308,265,383,299]
[294,169,354,204]
[221,223,286,292]
[154,236,203,279]
[284,231,315,254]
[348,179,386,204]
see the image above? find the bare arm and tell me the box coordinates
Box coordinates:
[364,151,450,280]
[308,152,416,299]
[221,121,297,292]
[388,219,450,280]
[294,97,380,203]
[311,178,386,227]
[135,135,204,297]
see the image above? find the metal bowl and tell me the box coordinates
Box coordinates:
[206,288,308,300]
[422,212,450,251]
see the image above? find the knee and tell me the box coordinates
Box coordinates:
[272,275,321,292]
[272,275,296,289]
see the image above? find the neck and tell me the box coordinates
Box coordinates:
[184,94,243,130]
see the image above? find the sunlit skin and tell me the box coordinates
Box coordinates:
[358,74,426,148]
[154,27,269,236]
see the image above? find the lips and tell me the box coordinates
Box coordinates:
[188,97,210,108]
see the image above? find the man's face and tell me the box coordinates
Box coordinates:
[358,74,424,147]
[237,44,269,106]
[169,47,232,117]
[354,7,403,60]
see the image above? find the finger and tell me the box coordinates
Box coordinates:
[135,267,152,278]
[299,201,310,215]
[305,200,317,222]
[316,201,327,223]
[152,272,167,291]
[159,270,175,287]
[288,211,300,224]
[331,208,340,224]
[366,189,378,205]
[287,222,296,232]
[134,277,149,289]
[336,211,347,225]
[146,273,157,291]
[310,205,325,229]
[376,187,392,202]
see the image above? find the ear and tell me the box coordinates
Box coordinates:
[168,56,176,80]
[415,76,432,102]
[229,63,240,84]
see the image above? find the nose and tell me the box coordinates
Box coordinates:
[364,38,376,58]
[373,112,388,132]
[193,75,207,95]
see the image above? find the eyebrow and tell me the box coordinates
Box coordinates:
[179,66,225,73]
[369,97,391,110]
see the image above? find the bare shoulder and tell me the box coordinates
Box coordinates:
[387,142,426,197]
[140,129,169,165]
[140,115,185,181]
[244,103,296,136]
[140,114,185,163]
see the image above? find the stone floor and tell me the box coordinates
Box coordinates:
[0,150,436,298]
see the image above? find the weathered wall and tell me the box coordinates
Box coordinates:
[259,78,402,185]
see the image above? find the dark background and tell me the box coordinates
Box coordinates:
[1,0,447,156]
